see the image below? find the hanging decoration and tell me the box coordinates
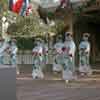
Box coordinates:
[8,0,32,16]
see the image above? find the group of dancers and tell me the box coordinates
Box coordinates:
[0,31,92,81]
[32,32,92,81]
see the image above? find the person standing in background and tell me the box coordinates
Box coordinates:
[79,33,92,76]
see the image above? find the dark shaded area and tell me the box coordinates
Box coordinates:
[74,13,100,65]
[88,22,100,50]
[16,37,34,50]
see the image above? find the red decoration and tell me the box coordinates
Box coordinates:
[12,0,23,14]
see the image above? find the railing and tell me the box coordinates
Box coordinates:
[3,53,54,65]
[17,54,34,64]
[3,54,34,64]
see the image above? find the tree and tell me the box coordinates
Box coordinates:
[0,0,8,13]
[7,14,66,38]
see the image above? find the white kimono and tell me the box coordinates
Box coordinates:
[32,44,44,79]
[0,41,9,64]
[10,44,18,65]
[79,41,92,75]
[53,42,64,72]
[62,40,76,80]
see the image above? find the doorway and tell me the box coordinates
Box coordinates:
[74,16,100,66]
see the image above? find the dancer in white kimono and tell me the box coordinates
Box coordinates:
[79,33,92,76]
[32,38,44,79]
[9,39,18,65]
[53,35,64,73]
[0,38,10,64]
[62,32,76,82]
[8,39,19,74]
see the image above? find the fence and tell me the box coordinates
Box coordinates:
[3,54,35,64]
[3,51,54,65]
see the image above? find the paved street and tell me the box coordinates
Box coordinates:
[17,73,100,100]
[0,66,100,100]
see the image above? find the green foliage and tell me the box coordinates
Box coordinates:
[0,0,8,12]
[73,0,96,16]
[16,37,34,50]
[8,15,66,37]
